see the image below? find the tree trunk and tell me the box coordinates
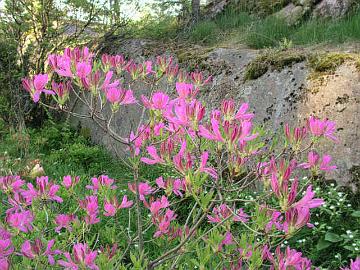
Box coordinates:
[191,0,200,23]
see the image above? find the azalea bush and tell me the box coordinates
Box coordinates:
[0,47,359,269]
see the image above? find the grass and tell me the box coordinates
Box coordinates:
[186,8,360,49]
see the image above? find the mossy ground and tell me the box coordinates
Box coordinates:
[244,48,306,81]
[244,49,360,82]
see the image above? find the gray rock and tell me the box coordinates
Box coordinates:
[312,0,354,18]
[274,4,305,25]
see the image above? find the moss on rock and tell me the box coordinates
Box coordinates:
[308,53,353,73]
[244,49,306,81]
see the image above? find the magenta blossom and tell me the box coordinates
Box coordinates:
[141,146,165,165]
[218,231,234,251]
[128,182,154,201]
[58,243,98,270]
[86,175,116,193]
[341,257,360,270]
[22,176,63,204]
[149,196,169,215]
[153,209,177,238]
[62,175,80,190]
[0,231,13,270]
[299,151,337,172]
[141,92,170,110]
[308,116,338,142]
[265,246,313,270]
[79,196,100,225]
[55,214,77,233]
[198,151,218,179]
[6,210,34,233]
[22,74,54,102]
[103,195,133,216]
[175,82,198,100]
[293,185,324,210]
[21,238,60,265]
[0,175,25,193]
[207,204,248,224]
[106,87,136,106]
[283,207,313,235]
[52,81,71,105]
[76,62,92,79]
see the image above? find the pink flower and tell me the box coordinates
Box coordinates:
[234,103,254,121]
[198,152,218,179]
[101,71,119,90]
[293,185,324,210]
[128,182,154,201]
[149,196,169,215]
[0,175,25,193]
[207,204,248,223]
[190,71,212,87]
[55,214,77,233]
[0,233,13,270]
[104,195,133,216]
[58,243,98,270]
[21,239,60,265]
[265,246,313,270]
[341,257,360,270]
[141,92,170,110]
[22,176,63,204]
[199,117,224,142]
[284,123,307,146]
[0,258,9,270]
[62,175,80,189]
[76,62,92,79]
[52,81,71,105]
[0,239,14,259]
[308,116,338,142]
[153,209,177,238]
[48,54,73,77]
[79,196,100,225]
[299,151,337,172]
[22,74,54,102]
[283,207,313,234]
[86,175,116,192]
[218,231,234,251]
[106,88,136,105]
[6,210,34,233]
[175,82,198,100]
[141,146,165,165]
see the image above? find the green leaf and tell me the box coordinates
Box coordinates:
[325,232,343,243]
[316,238,332,251]
[351,211,360,217]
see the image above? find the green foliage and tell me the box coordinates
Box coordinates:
[130,15,180,40]
[0,121,129,181]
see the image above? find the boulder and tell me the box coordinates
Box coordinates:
[274,3,306,25]
[312,0,354,18]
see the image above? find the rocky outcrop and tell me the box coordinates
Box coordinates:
[275,0,355,25]
[312,0,355,18]
[73,40,360,188]
[275,3,307,25]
